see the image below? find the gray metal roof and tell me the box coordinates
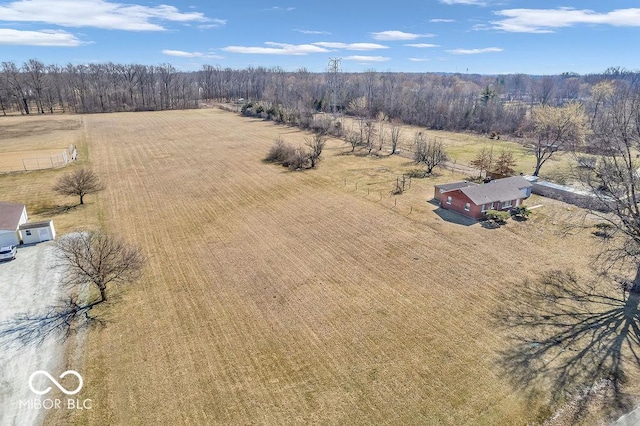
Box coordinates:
[0,201,26,231]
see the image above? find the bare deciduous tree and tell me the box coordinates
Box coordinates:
[56,231,144,304]
[53,168,104,205]
[576,86,640,288]
[529,102,590,176]
[306,133,327,168]
[348,96,368,145]
[390,125,401,155]
[0,231,144,347]
[345,130,361,152]
[414,133,448,175]
[590,80,616,126]
[364,120,376,155]
[376,112,387,151]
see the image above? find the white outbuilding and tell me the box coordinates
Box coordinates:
[19,221,56,244]
[0,201,28,246]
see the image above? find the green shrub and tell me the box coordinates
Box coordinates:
[510,205,531,219]
[485,209,510,225]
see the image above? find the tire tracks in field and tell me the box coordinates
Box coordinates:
[79,110,593,425]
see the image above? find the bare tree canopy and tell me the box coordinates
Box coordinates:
[529,102,590,176]
[53,168,104,205]
[55,231,144,304]
[305,133,327,169]
[389,125,402,155]
[413,133,448,175]
[0,231,144,348]
[576,85,640,286]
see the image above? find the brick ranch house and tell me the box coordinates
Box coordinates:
[434,176,533,219]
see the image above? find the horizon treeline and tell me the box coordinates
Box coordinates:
[1,59,639,135]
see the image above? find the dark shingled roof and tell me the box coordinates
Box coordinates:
[460,185,524,205]
[489,176,533,190]
[459,176,532,205]
[0,201,26,231]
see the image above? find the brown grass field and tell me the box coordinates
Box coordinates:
[1,110,638,425]
[0,116,82,172]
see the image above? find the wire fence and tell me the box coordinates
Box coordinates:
[335,172,423,218]
[0,145,77,174]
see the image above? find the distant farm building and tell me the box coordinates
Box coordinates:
[435,176,532,219]
[0,202,28,246]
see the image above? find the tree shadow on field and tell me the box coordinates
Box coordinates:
[33,203,79,216]
[495,270,640,423]
[0,296,110,351]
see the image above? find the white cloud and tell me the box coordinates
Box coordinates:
[430,18,455,23]
[487,8,640,33]
[222,42,329,55]
[198,19,227,29]
[440,0,486,5]
[162,49,221,59]
[409,58,430,62]
[294,29,331,35]
[344,55,390,62]
[265,6,295,12]
[0,28,84,46]
[405,43,439,48]
[447,47,503,54]
[370,30,434,41]
[312,42,388,51]
[0,0,213,31]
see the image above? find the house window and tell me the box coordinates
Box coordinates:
[26,230,31,236]
[504,200,512,208]
[446,196,452,205]
[464,203,470,211]
[491,202,495,210]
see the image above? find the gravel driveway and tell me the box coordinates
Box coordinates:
[0,242,66,426]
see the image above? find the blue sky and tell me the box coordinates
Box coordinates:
[1,0,639,75]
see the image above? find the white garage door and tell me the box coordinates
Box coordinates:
[38,228,52,242]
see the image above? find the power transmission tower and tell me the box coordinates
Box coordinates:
[327,58,341,116]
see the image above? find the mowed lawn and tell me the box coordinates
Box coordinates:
[37,109,607,425]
